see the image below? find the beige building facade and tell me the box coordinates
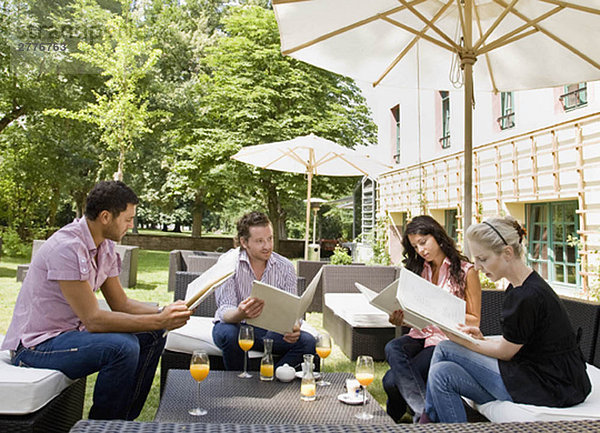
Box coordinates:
[366,81,600,299]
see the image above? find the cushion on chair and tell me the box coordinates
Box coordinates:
[165,316,320,359]
[473,363,600,422]
[323,293,394,328]
[0,335,75,415]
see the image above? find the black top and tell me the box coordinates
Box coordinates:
[499,271,591,407]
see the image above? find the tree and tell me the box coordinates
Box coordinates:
[46,0,165,181]
[195,4,376,247]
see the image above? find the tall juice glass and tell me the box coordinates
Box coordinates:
[315,333,332,386]
[238,325,254,378]
[355,355,374,420]
[189,350,210,416]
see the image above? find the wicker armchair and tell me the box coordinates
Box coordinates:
[298,260,365,313]
[167,250,223,292]
[321,265,400,361]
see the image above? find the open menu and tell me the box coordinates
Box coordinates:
[246,268,322,334]
[355,267,480,345]
[184,248,239,310]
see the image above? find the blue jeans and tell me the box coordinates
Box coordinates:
[383,335,434,421]
[12,329,165,420]
[212,322,316,371]
[425,340,512,423]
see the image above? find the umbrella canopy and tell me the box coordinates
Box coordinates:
[272,0,600,243]
[231,134,392,259]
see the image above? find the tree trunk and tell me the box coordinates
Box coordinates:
[47,185,60,227]
[263,179,286,253]
[0,106,25,134]
[192,191,203,237]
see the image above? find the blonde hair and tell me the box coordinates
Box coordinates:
[466,216,526,257]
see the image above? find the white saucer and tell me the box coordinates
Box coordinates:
[337,393,367,405]
[295,371,321,379]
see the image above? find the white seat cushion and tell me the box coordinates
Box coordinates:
[166,316,320,358]
[473,363,600,422]
[0,335,75,415]
[324,293,395,328]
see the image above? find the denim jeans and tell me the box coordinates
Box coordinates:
[212,322,316,371]
[425,340,513,423]
[12,329,165,420]
[383,335,434,421]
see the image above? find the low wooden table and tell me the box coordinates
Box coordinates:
[155,370,394,424]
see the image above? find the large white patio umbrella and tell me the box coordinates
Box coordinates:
[272,0,600,241]
[231,134,392,259]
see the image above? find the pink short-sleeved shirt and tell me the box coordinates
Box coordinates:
[1,218,121,351]
[407,258,473,347]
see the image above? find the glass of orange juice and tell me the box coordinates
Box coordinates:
[238,325,254,378]
[316,333,332,386]
[189,350,210,416]
[355,355,374,420]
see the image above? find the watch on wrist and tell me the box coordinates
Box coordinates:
[157,306,164,314]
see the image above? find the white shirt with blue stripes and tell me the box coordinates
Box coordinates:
[214,249,297,322]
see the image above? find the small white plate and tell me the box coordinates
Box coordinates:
[337,393,367,405]
[295,371,321,379]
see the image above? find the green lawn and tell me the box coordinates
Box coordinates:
[0,250,396,422]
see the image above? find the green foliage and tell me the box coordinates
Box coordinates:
[45,0,166,181]
[479,273,497,289]
[0,226,31,257]
[330,245,352,265]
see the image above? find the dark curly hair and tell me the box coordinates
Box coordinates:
[235,211,271,249]
[401,215,470,296]
[84,181,139,220]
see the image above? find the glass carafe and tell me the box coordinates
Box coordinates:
[260,338,274,381]
[300,354,316,401]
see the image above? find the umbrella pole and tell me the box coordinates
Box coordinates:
[304,171,313,260]
[463,0,475,256]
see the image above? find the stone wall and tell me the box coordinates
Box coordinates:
[122,234,305,258]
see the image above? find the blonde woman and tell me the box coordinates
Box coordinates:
[422,216,591,423]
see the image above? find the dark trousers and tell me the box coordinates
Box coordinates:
[383,335,435,422]
[212,321,316,371]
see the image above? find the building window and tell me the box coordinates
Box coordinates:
[560,83,587,111]
[444,209,458,242]
[527,201,579,288]
[439,91,450,149]
[497,91,515,130]
[391,105,400,164]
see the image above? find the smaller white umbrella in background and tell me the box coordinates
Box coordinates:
[231,134,392,259]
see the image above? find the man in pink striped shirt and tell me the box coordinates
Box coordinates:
[212,211,315,370]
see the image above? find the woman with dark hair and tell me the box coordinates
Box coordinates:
[382,215,481,422]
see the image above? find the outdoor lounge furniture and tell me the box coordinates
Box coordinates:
[321,265,400,361]
[0,335,86,433]
[16,240,139,288]
[156,370,392,424]
[160,270,313,393]
[298,260,365,313]
[167,249,223,292]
